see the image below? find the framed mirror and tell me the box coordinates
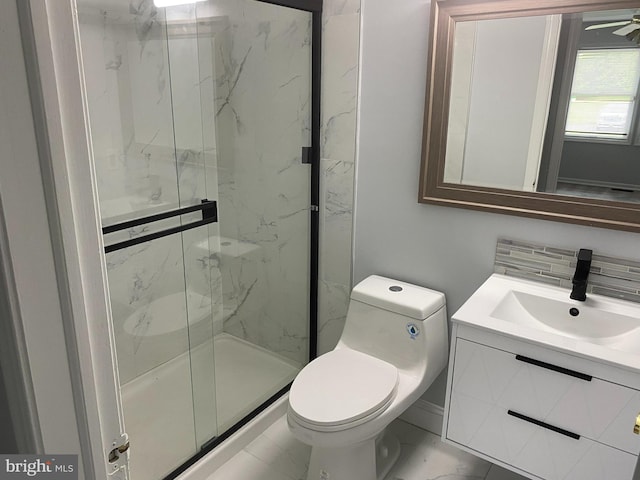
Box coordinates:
[419,0,640,232]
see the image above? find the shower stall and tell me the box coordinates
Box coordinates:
[75,0,319,478]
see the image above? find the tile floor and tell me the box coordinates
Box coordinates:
[207,415,528,480]
[555,182,640,204]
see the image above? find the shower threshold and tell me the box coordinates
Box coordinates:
[120,333,300,480]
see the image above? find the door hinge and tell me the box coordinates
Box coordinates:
[107,433,130,476]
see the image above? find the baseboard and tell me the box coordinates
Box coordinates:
[399,399,444,436]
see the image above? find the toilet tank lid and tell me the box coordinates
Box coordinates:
[351,275,445,320]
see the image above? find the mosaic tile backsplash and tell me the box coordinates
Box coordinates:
[494,238,640,304]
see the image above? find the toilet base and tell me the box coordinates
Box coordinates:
[306,430,400,480]
[376,430,401,479]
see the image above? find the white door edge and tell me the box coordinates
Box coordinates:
[522,14,562,192]
[25,0,129,478]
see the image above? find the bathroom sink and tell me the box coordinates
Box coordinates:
[491,290,640,342]
[453,274,640,370]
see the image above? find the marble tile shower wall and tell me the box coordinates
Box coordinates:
[210,0,312,365]
[79,1,224,384]
[206,0,362,362]
[80,0,360,383]
[318,0,361,355]
[495,238,640,303]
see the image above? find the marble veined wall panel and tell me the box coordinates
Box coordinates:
[80,0,361,379]
[318,0,360,354]
[208,0,312,365]
[105,232,189,383]
[78,0,224,384]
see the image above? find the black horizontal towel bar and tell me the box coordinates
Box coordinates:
[102,199,217,234]
[103,199,217,253]
[508,410,580,440]
[515,355,592,382]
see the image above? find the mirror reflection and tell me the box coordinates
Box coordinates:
[444,9,640,203]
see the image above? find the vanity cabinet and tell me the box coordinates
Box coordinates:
[443,325,640,480]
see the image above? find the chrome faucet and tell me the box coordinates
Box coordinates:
[570,249,592,301]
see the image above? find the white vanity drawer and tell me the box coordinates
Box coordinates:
[448,338,640,455]
[447,398,637,480]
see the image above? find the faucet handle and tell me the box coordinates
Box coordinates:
[577,249,593,262]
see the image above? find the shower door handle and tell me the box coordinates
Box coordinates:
[302,146,312,164]
[102,199,218,253]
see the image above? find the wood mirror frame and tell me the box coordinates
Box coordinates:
[419,0,640,232]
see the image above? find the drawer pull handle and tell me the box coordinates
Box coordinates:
[634,413,640,435]
[508,410,580,440]
[515,355,592,381]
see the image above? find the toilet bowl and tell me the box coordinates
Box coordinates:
[287,275,448,480]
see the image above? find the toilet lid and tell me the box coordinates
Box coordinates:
[289,349,398,427]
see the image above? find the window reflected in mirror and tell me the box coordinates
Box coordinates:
[443,8,640,204]
[565,49,640,139]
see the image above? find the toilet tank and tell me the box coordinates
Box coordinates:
[337,275,448,381]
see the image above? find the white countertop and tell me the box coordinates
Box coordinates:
[452,273,640,373]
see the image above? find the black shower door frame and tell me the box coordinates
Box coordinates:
[164,0,321,478]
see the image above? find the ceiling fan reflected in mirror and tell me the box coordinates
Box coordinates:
[585,14,640,43]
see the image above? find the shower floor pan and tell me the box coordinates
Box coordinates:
[120,332,300,480]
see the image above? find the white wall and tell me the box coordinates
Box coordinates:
[354,0,640,405]
[443,21,475,183]
[462,16,548,190]
[0,0,84,468]
[318,0,361,354]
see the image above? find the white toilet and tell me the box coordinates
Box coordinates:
[287,275,448,480]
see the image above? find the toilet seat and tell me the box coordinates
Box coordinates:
[289,349,398,432]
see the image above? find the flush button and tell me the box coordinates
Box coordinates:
[389,286,403,292]
[407,323,420,339]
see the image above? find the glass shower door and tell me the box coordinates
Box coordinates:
[78,2,221,477]
[77,0,313,478]
[191,0,312,436]
[163,5,221,451]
